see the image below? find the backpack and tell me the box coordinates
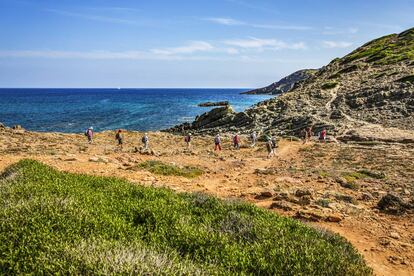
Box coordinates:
[214,137,220,144]
[142,136,147,143]
[185,135,191,142]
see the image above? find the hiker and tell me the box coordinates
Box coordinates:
[142,133,149,150]
[271,135,278,154]
[303,126,313,144]
[250,131,257,147]
[319,128,327,143]
[266,137,274,158]
[214,134,222,151]
[184,133,192,148]
[85,127,94,144]
[115,129,123,150]
[233,133,241,150]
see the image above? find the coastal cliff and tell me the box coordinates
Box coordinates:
[241,69,318,95]
[167,27,414,143]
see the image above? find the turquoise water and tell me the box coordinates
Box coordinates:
[0,88,272,133]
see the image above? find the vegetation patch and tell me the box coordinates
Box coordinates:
[328,72,341,79]
[338,64,359,74]
[357,169,386,179]
[321,82,338,90]
[0,160,372,275]
[396,75,414,84]
[139,160,203,178]
[342,31,414,65]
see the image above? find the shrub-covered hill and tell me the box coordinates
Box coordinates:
[169,27,414,142]
[0,160,372,275]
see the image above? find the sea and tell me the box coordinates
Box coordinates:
[0,88,273,133]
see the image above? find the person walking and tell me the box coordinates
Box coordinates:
[115,129,124,150]
[142,133,149,150]
[250,131,257,147]
[303,126,313,144]
[271,134,278,155]
[266,137,274,158]
[214,134,222,151]
[184,133,192,149]
[319,128,327,143]
[85,127,94,144]
[233,133,241,150]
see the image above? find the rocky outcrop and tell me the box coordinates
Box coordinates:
[167,27,414,142]
[198,101,229,107]
[241,69,318,95]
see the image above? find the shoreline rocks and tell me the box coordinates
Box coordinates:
[198,101,229,107]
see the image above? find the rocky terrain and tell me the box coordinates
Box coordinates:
[0,125,413,275]
[168,28,414,143]
[241,69,318,95]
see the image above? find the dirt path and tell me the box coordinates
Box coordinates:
[0,128,413,275]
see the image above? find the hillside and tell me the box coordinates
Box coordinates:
[168,27,414,143]
[241,69,318,95]
[0,159,371,274]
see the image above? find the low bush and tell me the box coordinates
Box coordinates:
[0,160,372,275]
[138,160,203,178]
[321,82,338,90]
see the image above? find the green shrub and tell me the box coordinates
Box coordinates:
[139,160,203,178]
[321,82,338,90]
[357,169,386,179]
[396,75,414,84]
[0,160,372,275]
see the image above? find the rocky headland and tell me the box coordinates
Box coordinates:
[168,28,414,143]
[241,69,318,95]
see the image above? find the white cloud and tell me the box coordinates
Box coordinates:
[204,17,244,26]
[224,37,307,50]
[0,50,149,59]
[322,27,359,35]
[322,41,353,48]
[204,17,312,31]
[151,41,214,55]
[45,9,140,25]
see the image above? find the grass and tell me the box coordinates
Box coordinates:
[138,160,203,178]
[0,160,372,275]
[321,81,338,90]
[341,28,414,65]
[396,75,414,84]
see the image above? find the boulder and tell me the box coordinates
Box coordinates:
[377,193,413,214]
[295,189,313,197]
[198,101,229,107]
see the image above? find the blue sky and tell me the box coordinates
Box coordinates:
[0,0,413,88]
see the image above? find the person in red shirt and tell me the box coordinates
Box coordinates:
[319,128,327,143]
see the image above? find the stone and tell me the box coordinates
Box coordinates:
[269,201,293,211]
[89,156,109,163]
[12,125,23,130]
[377,193,413,215]
[255,191,273,199]
[359,192,374,201]
[295,189,313,197]
[325,214,343,222]
[294,210,323,222]
[390,232,401,239]
[298,195,312,206]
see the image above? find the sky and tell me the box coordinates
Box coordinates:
[0,0,413,88]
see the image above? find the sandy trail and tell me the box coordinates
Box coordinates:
[0,128,413,275]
